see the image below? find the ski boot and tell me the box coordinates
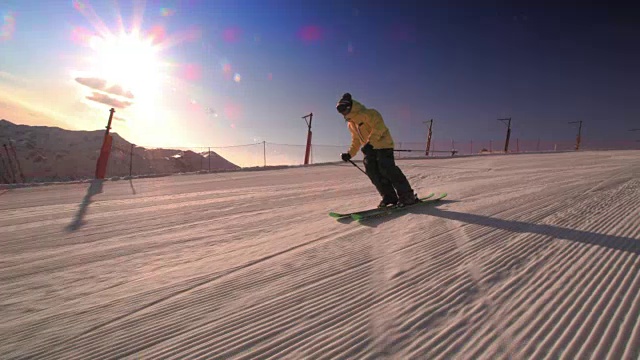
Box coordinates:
[398,192,419,207]
[378,195,398,208]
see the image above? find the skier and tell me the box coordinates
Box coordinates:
[337,93,418,208]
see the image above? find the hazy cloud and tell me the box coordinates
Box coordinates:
[86,92,133,109]
[106,84,134,99]
[75,77,107,90]
[75,77,135,99]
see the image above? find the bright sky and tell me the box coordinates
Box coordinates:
[0,0,638,150]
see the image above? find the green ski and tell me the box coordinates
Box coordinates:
[351,193,447,221]
[329,193,436,219]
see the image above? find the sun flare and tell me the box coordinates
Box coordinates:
[69,0,207,147]
[89,32,162,100]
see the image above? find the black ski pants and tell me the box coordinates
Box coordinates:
[363,148,413,200]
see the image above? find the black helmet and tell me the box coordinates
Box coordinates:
[336,93,352,115]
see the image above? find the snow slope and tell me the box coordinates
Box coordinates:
[1,150,639,359]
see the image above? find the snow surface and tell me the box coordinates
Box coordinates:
[1,150,639,359]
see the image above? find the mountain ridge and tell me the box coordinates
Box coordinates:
[0,119,240,183]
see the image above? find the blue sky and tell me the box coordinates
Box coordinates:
[0,0,638,151]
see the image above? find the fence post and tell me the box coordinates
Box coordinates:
[263,141,266,167]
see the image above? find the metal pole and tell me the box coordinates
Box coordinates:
[506,119,512,152]
[263,141,266,167]
[302,113,313,165]
[577,121,582,150]
[498,117,512,153]
[424,119,433,156]
[95,108,116,179]
[104,108,115,142]
[569,121,583,150]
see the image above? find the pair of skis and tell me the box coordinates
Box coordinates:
[329,192,447,221]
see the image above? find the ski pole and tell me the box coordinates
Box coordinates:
[348,159,367,175]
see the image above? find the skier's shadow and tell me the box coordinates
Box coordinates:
[358,200,640,255]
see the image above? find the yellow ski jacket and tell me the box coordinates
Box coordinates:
[343,99,395,157]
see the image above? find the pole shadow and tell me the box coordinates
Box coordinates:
[67,179,104,231]
[129,178,137,195]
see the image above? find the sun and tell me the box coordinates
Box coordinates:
[89,31,163,101]
[70,0,205,146]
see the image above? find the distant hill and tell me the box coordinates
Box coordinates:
[0,119,240,183]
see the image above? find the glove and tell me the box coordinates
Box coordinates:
[341,152,352,162]
[361,143,374,156]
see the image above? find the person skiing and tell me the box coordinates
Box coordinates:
[337,93,418,207]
